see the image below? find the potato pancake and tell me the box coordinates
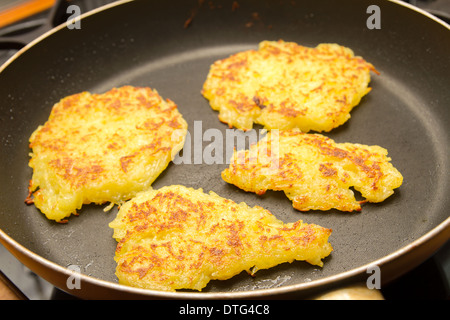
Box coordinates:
[109,185,332,292]
[202,40,377,132]
[222,129,403,212]
[27,86,187,222]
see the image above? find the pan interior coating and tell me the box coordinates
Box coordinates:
[202,40,376,131]
[109,185,332,292]
[27,86,188,222]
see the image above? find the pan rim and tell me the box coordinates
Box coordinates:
[1,217,448,298]
[390,0,450,29]
[0,0,449,299]
[0,0,448,76]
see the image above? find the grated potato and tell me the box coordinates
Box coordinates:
[109,185,332,291]
[27,86,187,222]
[202,40,377,132]
[222,129,403,212]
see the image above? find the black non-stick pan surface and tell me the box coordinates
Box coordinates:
[0,0,449,299]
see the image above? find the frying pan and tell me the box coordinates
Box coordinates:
[0,0,449,299]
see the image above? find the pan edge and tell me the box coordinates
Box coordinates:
[1,217,449,299]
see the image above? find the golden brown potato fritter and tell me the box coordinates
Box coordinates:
[222,130,403,212]
[27,86,187,222]
[109,185,332,291]
[202,40,377,132]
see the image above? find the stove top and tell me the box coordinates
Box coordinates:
[0,0,449,300]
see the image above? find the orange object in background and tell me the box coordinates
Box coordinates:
[0,0,56,29]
